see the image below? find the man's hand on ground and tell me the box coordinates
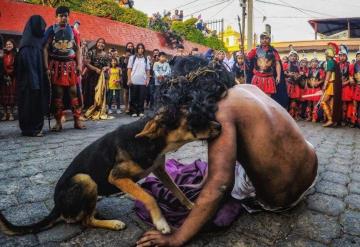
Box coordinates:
[136,230,182,247]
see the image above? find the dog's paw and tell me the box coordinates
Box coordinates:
[112,220,126,230]
[154,217,171,234]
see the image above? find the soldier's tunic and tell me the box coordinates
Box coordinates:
[352,62,360,101]
[340,61,353,101]
[247,45,280,94]
[306,68,324,102]
[44,24,79,86]
[285,61,301,99]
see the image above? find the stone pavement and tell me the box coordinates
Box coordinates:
[0,116,359,247]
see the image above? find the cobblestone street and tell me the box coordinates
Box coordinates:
[0,116,359,246]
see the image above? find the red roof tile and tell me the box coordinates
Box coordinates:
[0,0,209,55]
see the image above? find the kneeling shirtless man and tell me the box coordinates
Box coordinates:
[137,70,318,247]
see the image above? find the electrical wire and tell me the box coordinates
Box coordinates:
[171,0,202,11]
[255,0,337,17]
[181,0,221,12]
[185,0,231,17]
[210,0,235,18]
[277,0,310,17]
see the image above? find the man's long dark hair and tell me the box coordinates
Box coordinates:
[158,56,235,131]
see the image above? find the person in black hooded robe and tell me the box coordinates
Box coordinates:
[16,15,49,137]
[0,35,4,95]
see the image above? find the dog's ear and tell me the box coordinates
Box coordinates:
[136,119,162,139]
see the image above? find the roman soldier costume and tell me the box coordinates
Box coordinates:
[338,44,354,125]
[285,49,301,119]
[305,58,324,122]
[247,32,280,95]
[46,23,78,87]
[321,42,342,127]
[44,7,85,131]
[351,50,360,127]
[299,58,309,96]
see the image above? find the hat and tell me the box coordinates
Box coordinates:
[339,44,348,56]
[260,32,270,39]
[325,42,339,58]
[74,20,80,25]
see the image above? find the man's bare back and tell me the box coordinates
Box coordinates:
[137,71,318,247]
[217,84,317,208]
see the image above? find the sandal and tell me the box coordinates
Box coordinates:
[51,123,63,132]
[8,113,14,121]
[74,120,86,130]
[34,131,44,137]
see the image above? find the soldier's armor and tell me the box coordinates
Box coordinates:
[49,24,76,61]
[354,62,360,83]
[286,62,300,84]
[255,47,275,74]
[308,69,321,88]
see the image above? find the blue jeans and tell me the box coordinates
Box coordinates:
[107,89,121,109]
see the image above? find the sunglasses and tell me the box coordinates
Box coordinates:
[58,14,69,17]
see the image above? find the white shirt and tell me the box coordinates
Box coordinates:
[127,55,151,85]
[153,62,171,86]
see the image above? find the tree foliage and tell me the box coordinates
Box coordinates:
[171,18,226,51]
[28,0,224,49]
[28,0,148,27]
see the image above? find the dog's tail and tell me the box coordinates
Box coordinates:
[0,207,60,235]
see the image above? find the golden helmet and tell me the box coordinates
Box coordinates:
[325,42,339,58]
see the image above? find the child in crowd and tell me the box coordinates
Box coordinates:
[232,52,246,85]
[285,50,301,119]
[298,58,309,119]
[153,52,171,108]
[351,51,360,127]
[338,45,354,126]
[305,58,324,122]
[107,58,122,114]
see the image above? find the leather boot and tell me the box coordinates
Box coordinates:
[71,98,86,130]
[312,105,318,123]
[305,106,312,121]
[52,98,63,132]
[350,107,357,128]
[321,101,333,127]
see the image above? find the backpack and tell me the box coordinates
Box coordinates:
[131,55,148,69]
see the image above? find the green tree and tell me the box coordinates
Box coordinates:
[28,0,148,27]
[171,18,226,51]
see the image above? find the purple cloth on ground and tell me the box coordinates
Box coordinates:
[134,159,243,228]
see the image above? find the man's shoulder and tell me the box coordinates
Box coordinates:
[270,45,278,51]
[44,25,55,37]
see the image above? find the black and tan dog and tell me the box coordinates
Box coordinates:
[0,109,221,235]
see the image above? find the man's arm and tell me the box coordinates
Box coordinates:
[43,42,50,81]
[146,69,151,86]
[127,68,132,85]
[75,44,81,75]
[127,56,133,85]
[275,61,281,83]
[137,106,237,247]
